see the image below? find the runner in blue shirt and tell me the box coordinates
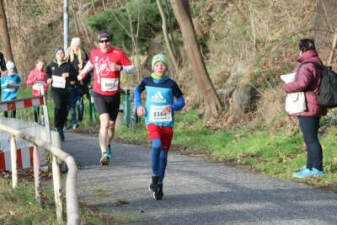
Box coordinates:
[135,54,185,200]
[0,61,21,118]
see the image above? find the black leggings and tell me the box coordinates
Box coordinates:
[4,110,16,118]
[52,90,69,130]
[298,116,323,170]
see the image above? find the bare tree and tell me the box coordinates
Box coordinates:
[0,0,14,62]
[156,0,179,77]
[109,3,142,81]
[169,0,222,119]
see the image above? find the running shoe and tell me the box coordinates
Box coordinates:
[153,183,164,200]
[72,124,79,130]
[293,168,324,178]
[311,168,324,176]
[100,152,110,166]
[149,175,159,192]
[57,128,65,142]
[107,144,112,162]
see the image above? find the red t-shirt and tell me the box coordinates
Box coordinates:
[90,47,132,95]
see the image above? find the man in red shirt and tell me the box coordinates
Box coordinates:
[78,31,135,165]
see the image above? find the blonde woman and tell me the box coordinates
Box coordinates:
[66,37,90,129]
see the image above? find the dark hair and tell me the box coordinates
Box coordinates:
[299,39,316,52]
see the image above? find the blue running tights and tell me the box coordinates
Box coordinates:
[151,138,168,183]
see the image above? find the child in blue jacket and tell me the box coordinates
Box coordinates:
[1,61,21,118]
[135,54,185,200]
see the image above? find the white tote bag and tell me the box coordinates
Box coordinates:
[280,73,306,114]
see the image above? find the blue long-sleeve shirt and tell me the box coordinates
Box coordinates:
[1,73,21,101]
[134,76,185,127]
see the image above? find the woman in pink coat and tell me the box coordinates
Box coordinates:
[285,39,326,178]
[26,59,49,123]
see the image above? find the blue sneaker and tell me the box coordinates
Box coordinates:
[107,144,112,162]
[311,168,324,176]
[293,168,313,178]
[293,168,324,178]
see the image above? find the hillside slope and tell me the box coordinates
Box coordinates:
[2,0,336,125]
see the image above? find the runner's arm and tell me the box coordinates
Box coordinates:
[26,71,35,86]
[17,75,21,88]
[121,65,135,74]
[134,86,143,108]
[78,61,94,80]
[0,53,6,72]
[1,78,9,88]
[171,96,185,111]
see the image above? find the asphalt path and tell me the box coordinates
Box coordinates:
[63,133,337,225]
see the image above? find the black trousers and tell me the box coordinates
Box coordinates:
[298,116,323,171]
[4,110,16,118]
[52,90,69,130]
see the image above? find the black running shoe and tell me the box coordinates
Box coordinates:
[149,175,159,192]
[153,183,164,200]
[57,128,65,142]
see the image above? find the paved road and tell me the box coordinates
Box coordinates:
[63,133,337,225]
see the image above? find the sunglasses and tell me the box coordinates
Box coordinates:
[99,39,111,43]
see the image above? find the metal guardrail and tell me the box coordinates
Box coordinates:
[0,123,79,225]
[0,94,79,225]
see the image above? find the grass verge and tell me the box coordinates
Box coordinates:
[0,177,123,225]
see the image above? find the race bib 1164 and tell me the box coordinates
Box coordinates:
[149,105,172,123]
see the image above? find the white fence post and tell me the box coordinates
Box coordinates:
[52,132,64,223]
[65,156,79,225]
[33,145,42,204]
[10,135,18,188]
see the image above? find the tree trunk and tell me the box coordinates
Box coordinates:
[327,31,337,66]
[156,0,179,78]
[170,0,222,118]
[0,0,14,62]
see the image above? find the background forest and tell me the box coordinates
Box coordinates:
[1,0,337,127]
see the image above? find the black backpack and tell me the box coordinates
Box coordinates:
[297,62,337,108]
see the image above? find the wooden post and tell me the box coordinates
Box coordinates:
[52,132,63,223]
[65,156,80,225]
[10,135,18,188]
[33,145,42,204]
[41,88,51,143]
[53,155,63,223]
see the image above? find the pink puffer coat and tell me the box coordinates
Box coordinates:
[284,50,326,116]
